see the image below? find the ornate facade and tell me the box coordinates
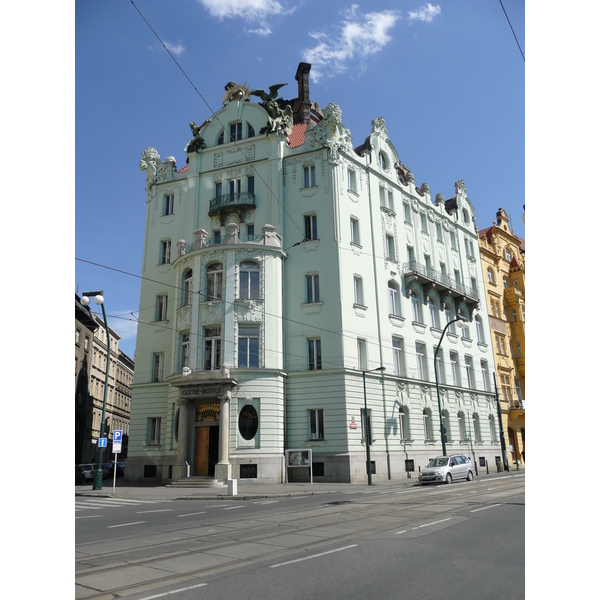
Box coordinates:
[478,209,525,465]
[127,63,501,484]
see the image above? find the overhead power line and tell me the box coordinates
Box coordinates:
[498,0,525,61]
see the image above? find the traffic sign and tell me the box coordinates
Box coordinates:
[98,437,107,448]
[114,430,122,442]
[112,441,122,454]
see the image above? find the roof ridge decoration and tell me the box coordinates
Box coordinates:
[304,102,353,165]
[139,147,176,191]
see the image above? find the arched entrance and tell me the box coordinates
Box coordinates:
[194,403,221,477]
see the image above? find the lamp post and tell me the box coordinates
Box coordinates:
[434,315,469,456]
[362,366,386,485]
[81,290,110,491]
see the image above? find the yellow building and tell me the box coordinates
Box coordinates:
[478,209,525,466]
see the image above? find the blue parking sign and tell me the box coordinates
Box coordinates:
[114,430,122,442]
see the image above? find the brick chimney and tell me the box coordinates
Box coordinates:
[295,62,312,124]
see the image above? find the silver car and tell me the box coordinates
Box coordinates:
[419,454,474,485]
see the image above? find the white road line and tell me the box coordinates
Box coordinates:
[393,489,421,495]
[223,505,245,510]
[137,509,174,514]
[136,583,208,599]
[395,530,408,535]
[470,503,502,513]
[75,515,101,519]
[270,544,358,568]
[418,517,453,529]
[253,500,279,505]
[177,512,206,518]
[108,521,146,528]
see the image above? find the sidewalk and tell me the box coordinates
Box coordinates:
[75,467,524,501]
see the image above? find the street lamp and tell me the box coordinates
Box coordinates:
[362,366,386,485]
[434,314,469,456]
[81,290,110,490]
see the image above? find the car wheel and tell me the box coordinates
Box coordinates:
[446,473,452,485]
[467,470,474,482]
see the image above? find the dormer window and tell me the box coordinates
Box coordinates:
[230,122,242,142]
[378,152,387,170]
[217,130,224,145]
[248,123,255,138]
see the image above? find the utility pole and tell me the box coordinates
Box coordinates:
[493,372,509,472]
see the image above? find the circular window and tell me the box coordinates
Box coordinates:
[379,152,388,170]
[238,404,258,440]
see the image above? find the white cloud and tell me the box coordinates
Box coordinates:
[164,41,185,56]
[303,8,400,82]
[408,4,441,23]
[199,0,285,20]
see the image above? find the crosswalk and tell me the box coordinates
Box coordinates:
[75,498,168,512]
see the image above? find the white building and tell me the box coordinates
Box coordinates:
[127,63,500,484]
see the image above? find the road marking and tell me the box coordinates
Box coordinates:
[418,517,453,529]
[223,505,245,510]
[75,515,101,519]
[136,583,208,599]
[177,512,206,518]
[137,509,174,514]
[108,521,146,528]
[471,503,502,513]
[270,544,358,568]
[393,489,421,495]
[253,500,279,505]
[395,530,408,535]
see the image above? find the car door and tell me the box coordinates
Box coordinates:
[458,455,469,479]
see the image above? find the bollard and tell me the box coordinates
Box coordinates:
[486,460,489,475]
[228,479,237,496]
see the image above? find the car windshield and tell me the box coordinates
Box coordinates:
[426,458,448,468]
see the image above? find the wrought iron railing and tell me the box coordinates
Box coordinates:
[402,260,479,300]
[209,192,256,212]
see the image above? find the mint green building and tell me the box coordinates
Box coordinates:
[127,63,500,484]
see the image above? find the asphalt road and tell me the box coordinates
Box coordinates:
[76,474,525,599]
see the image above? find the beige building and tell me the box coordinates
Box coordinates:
[478,209,525,465]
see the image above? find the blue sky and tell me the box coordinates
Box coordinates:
[74,0,524,359]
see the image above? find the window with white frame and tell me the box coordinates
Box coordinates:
[163,194,174,216]
[160,240,171,264]
[487,268,495,284]
[304,214,318,240]
[489,415,497,442]
[481,360,490,392]
[515,380,523,401]
[156,294,168,322]
[238,326,259,368]
[423,408,433,440]
[386,235,396,261]
[306,274,320,303]
[350,217,360,245]
[411,293,422,323]
[416,342,428,380]
[84,337,89,351]
[379,186,386,207]
[450,351,460,386]
[183,270,193,306]
[473,413,482,442]
[399,406,409,440]
[247,123,255,138]
[388,190,394,212]
[229,122,242,142]
[465,356,475,389]
[207,263,223,300]
[458,411,467,441]
[308,338,322,370]
[354,275,364,306]
[357,338,367,370]
[429,299,439,328]
[240,262,260,299]
[304,165,316,188]
[421,213,428,233]
[500,375,511,402]
[445,308,456,335]
[475,316,484,343]
[392,337,405,376]
[436,222,443,241]
[435,348,445,384]
[450,232,457,250]
[503,276,509,288]
[152,353,164,382]
[348,168,357,193]
[204,327,221,371]
[388,281,400,316]
[149,417,161,445]
[180,333,190,371]
[228,177,241,196]
[309,409,324,440]
[403,202,411,224]
[378,152,387,170]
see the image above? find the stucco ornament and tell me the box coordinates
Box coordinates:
[371,116,388,137]
[305,103,353,165]
[222,81,252,104]
[139,147,175,190]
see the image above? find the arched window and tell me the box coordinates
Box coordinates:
[422,408,433,440]
[182,269,193,307]
[388,281,400,316]
[489,415,497,442]
[217,130,224,145]
[239,262,260,299]
[487,268,495,284]
[206,263,223,300]
[398,406,409,440]
[473,413,482,442]
[247,123,255,138]
[458,411,467,441]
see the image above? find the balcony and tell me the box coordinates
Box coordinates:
[504,286,524,307]
[208,192,256,226]
[402,260,479,313]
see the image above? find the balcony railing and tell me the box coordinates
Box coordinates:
[402,260,479,301]
[209,192,256,214]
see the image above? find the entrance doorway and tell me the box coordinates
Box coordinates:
[195,425,220,477]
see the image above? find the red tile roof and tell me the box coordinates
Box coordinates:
[177,164,189,173]
[289,123,308,148]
